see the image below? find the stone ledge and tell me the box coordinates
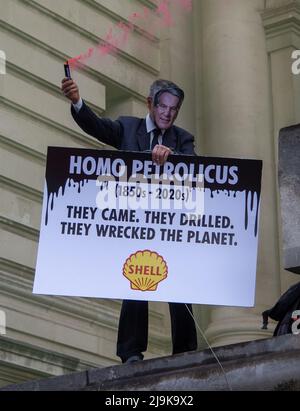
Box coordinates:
[1,334,300,391]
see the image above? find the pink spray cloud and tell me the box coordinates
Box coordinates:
[68,0,192,70]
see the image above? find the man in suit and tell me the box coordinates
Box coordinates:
[61,77,198,363]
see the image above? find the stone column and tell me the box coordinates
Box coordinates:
[198,0,280,345]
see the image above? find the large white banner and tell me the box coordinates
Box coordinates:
[33,147,262,306]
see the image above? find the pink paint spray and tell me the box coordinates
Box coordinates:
[68,0,192,69]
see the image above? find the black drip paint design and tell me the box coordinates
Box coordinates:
[45,178,88,225]
[44,148,263,237]
[245,190,261,237]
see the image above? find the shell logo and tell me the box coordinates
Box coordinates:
[123,250,168,291]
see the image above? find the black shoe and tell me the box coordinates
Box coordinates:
[124,355,143,364]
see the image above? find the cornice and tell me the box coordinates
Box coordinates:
[0,134,46,164]
[0,175,43,203]
[0,363,49,385]
[0,216,39,242]
[0,336,81,374]
[0,257,35,281]
[6,61,103,116]
[83,0,159,41]
[137,0,158,10]
[262,1,300,19]
[262,1,300,49]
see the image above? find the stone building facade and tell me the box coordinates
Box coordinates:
[0,0,299,387]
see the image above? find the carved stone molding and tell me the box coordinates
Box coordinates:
[262,1,300,51]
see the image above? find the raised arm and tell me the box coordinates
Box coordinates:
[61,78,123,149]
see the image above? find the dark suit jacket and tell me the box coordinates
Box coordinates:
[71,101,196,155]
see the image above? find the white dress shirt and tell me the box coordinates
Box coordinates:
[146,114,165,149]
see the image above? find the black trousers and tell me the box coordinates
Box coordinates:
[117,300,197,363]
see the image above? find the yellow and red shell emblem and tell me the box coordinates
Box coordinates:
[123,250,168,291]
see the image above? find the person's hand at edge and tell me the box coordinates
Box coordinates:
[61,78,80,104]
[152,145,173,166]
